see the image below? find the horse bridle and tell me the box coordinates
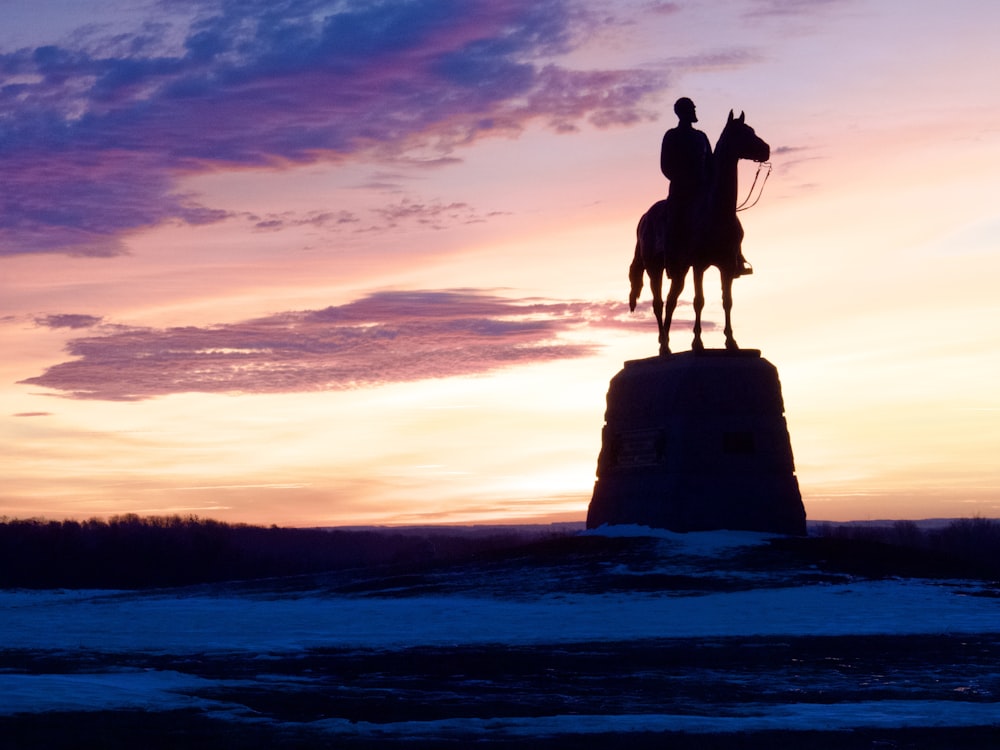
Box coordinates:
[736,161,772,212]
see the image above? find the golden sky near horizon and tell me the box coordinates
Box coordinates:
[2,0,999,526]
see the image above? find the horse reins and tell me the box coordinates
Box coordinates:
[736,161,772,212]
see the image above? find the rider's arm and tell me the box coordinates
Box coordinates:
[660,131,674,180]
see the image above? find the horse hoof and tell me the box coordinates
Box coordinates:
[692,339,705,353]
[726,339,740,351]
[659,344,671,356]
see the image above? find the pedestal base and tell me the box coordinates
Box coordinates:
[586,349,806,535]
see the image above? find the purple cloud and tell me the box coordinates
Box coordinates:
[0,0,666,257]
[19,289,656,401]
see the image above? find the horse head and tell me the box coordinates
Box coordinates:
[720,110,770,163]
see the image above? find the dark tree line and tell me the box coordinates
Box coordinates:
[810,517,1000,579]
[1,514,997,590]
[0,515,540,589]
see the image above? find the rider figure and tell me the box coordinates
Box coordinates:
[660,97,710,271]
[660,97,751,277]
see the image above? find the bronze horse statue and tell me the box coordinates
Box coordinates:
[629,110,770,354]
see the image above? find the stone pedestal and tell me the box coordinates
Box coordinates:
[586,349,806,535]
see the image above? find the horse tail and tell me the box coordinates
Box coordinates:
[628,235,644,311]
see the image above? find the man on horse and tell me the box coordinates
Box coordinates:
[660,97,711,274]
[660,97,751,278]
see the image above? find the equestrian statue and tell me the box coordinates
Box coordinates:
[629,100,770,354]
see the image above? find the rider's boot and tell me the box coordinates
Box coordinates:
[734,253,753,277]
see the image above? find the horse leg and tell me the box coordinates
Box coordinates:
[649,268,666,354]
[691,267,705,352]
[661,273,684,355]
[722,272,739,350]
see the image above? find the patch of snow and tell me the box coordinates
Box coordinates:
[0,670,228,714]
[308,700,1000,738]
[587,525,789,554]
[0,580,996,655]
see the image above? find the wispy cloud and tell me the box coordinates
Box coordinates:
[239,198,507,235]
[0,0,666,257]
[33,314,104,329]
[245,209,359,233]
[20,289,648,401]
[371,199,506,230]
[645,2,681,15]
[664,49,764,73]
[743,0,851,19]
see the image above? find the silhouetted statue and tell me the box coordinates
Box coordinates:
[629,106,769,355]
[659,97,712,268]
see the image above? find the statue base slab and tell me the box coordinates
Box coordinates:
[586,349,806,535]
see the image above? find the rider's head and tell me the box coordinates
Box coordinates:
[674,97,697,124]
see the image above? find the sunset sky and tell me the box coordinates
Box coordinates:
[3,0,999,526]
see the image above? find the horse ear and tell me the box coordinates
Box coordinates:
[727,109,734,123]
[738,111,745,123]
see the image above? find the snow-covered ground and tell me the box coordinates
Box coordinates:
[2,528,997,742]
[1,576,996,655]
[1,670,998,737]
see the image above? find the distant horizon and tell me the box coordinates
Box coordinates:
[5,511,998,532]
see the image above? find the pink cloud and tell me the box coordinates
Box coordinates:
[20,289,659,401]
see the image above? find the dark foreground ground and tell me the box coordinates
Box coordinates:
[1,528,998,748]
[2,634,999,748]
[2,713,998,750]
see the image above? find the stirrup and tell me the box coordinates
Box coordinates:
[739,259,753,276]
